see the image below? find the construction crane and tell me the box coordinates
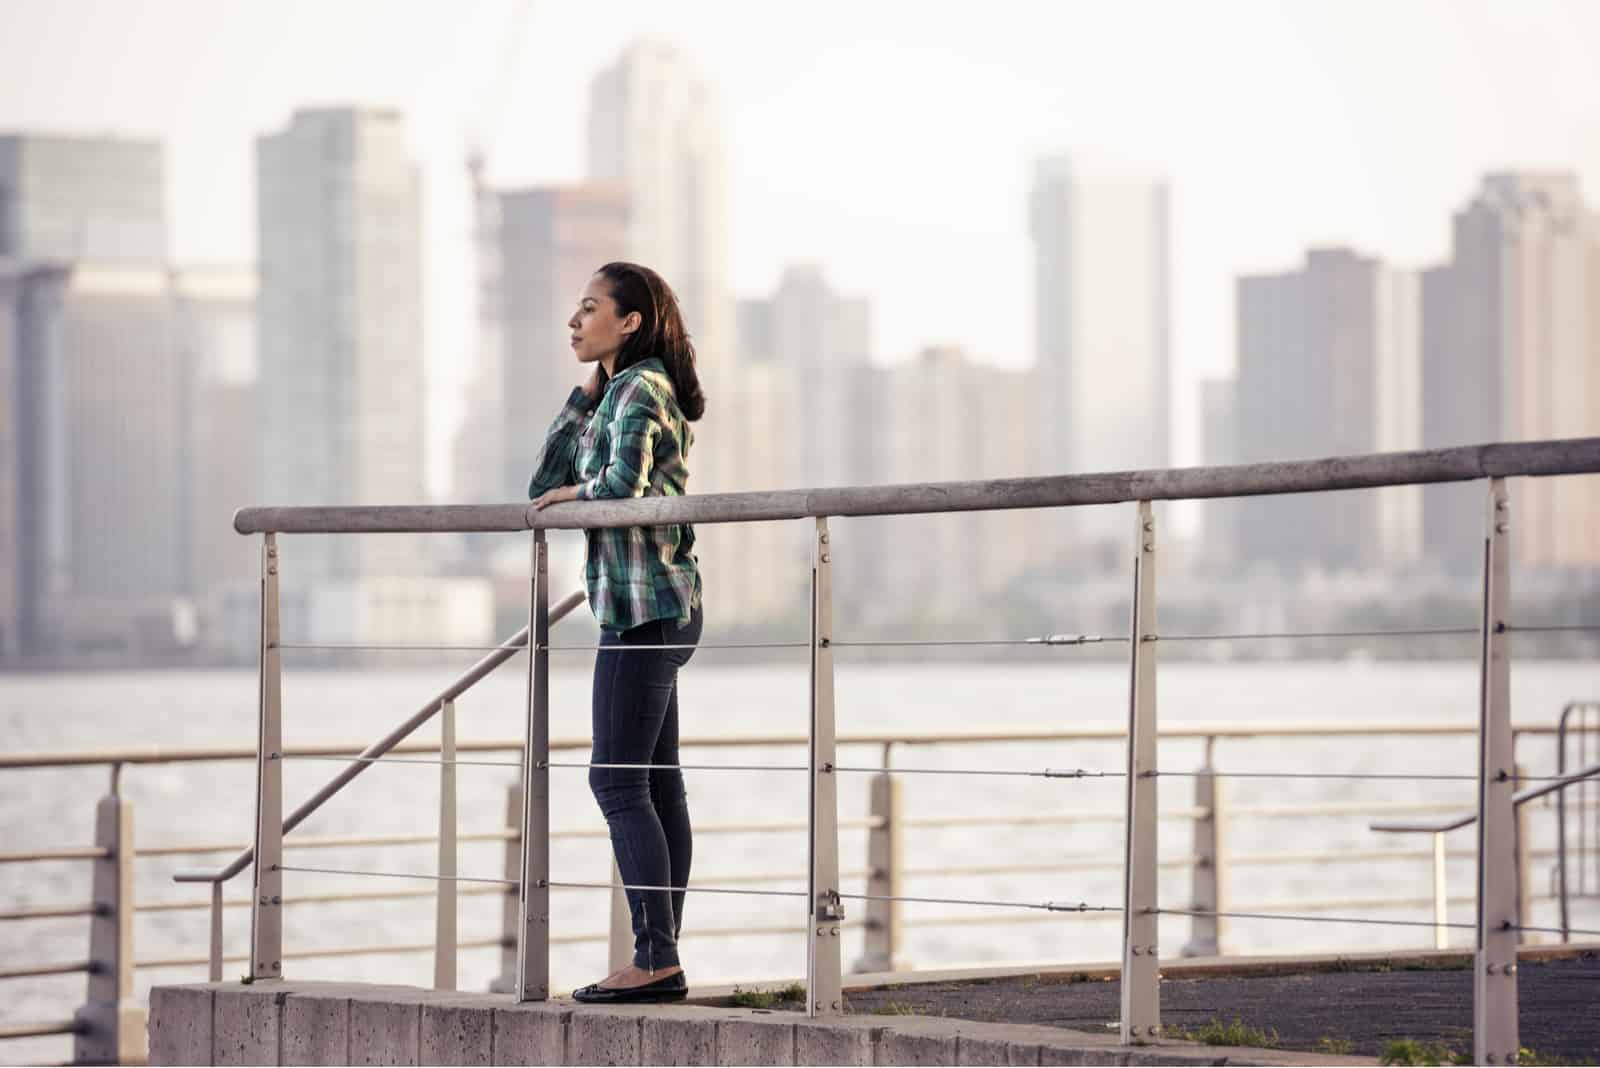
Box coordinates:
[464,0,535,203]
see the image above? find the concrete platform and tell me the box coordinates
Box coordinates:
[147,979,1373,1066]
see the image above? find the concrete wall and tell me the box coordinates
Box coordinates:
[147,980,1368,1066]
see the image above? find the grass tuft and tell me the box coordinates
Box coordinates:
[1177,1017,1279,1048]
[729,982,807,1010]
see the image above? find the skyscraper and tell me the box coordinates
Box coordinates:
[587,38,730,390]
[1233,248,1421,573]
[495,185,629,496]
[1422,173,1600,572]
[256,108,425,580]
[1029,154,1171,554]
[733,264,876,621]
[0,134,166,263]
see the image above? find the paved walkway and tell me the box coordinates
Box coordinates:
[837,954,1600,1063]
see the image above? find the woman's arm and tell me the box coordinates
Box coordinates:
[526,386,597,500]
[573,376,664,501]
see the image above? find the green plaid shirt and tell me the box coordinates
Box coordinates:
[527,357,702,633]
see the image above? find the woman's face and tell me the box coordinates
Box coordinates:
[568,275,638,366]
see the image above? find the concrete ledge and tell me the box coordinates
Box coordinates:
[148,980,1376,1066]
[148,986,213,1067]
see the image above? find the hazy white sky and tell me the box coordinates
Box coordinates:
[3,0,1598,500]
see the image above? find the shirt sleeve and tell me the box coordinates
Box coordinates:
[574,378,663,501]
[526,387,595,500]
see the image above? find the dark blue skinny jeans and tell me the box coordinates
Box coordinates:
[589,603,702,971]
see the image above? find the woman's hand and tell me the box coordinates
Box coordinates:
[532,484,582,511]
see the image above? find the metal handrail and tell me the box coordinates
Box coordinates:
[170,590,585,889]
[1370,761,1600,835]
[231,436,1600,533]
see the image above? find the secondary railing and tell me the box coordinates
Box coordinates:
[8,720,1598,1063]
[6,435,1600,1066]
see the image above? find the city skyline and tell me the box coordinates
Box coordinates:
[2,0,1597,504]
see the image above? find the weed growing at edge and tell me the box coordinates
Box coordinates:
[1177,1018,1279,1048]
[729,982,807,1010]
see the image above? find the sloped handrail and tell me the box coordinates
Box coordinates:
[173,590,586,886]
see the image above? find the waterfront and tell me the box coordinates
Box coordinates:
[3,659,1597,1063]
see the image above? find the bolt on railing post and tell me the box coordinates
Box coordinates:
[1431,832,1450,950]
[489,782,523,993]
[434,698,458,990]
[1181,735,1224,958]
[249,531,284,982]
[73,789,141,1064]
[516,529,551,1002]
[1121,500,1160,1045]
[1474,477,1519,1064]
[807,516,844,1016]
[854,742,902,974]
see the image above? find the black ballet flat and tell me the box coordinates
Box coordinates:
[571,969,688,1004]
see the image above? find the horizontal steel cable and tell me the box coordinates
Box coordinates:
[1511,923,1600,937]
[542,760,809,773]
[1152,626,1478,642]
[274,642,527,652]
[834,765,1122,779]
[1506,624,1600,633]
[1156,906,1475,931]
[544,879,805,899]
[287,754,522,769]
[829,635,1126,648]
[135,936,510,971]
[542,641,809,652]
[1153,770,1482,782]
[538,759,1118,778]
[840,890,1120,913]
[276,864,516,886]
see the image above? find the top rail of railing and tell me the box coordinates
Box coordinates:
[233,438,1600,534]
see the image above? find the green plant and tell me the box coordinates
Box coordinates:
[1178,1018,1279,1048]
[729,982,806,1009]
[1379,1038,1470,1065]
[873,1001,918,1016]
[1317,1036,1355,1055]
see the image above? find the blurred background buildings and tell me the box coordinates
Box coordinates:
[1,29,1598,666]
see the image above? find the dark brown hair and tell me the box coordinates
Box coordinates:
[596,261,706,421]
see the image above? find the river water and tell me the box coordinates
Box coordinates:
[3,659,1597,1063]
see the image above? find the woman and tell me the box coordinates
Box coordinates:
[528,261,706,1004]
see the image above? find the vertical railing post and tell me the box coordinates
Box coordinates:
[489,782,522,993]
[74,780,140,1064]
[854,743,902,973]
[434,698,458,990]
[1181,735,1223,957]
[1474,477,1519,1064]
[1121,500,1160,1044]
[249,531,283,982]
[516,529,551,1002]
[1431,832,1450,950]
[209,880,223,982]
[807,516,844,1016]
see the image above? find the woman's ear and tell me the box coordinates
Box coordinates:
[621,310,643,338]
